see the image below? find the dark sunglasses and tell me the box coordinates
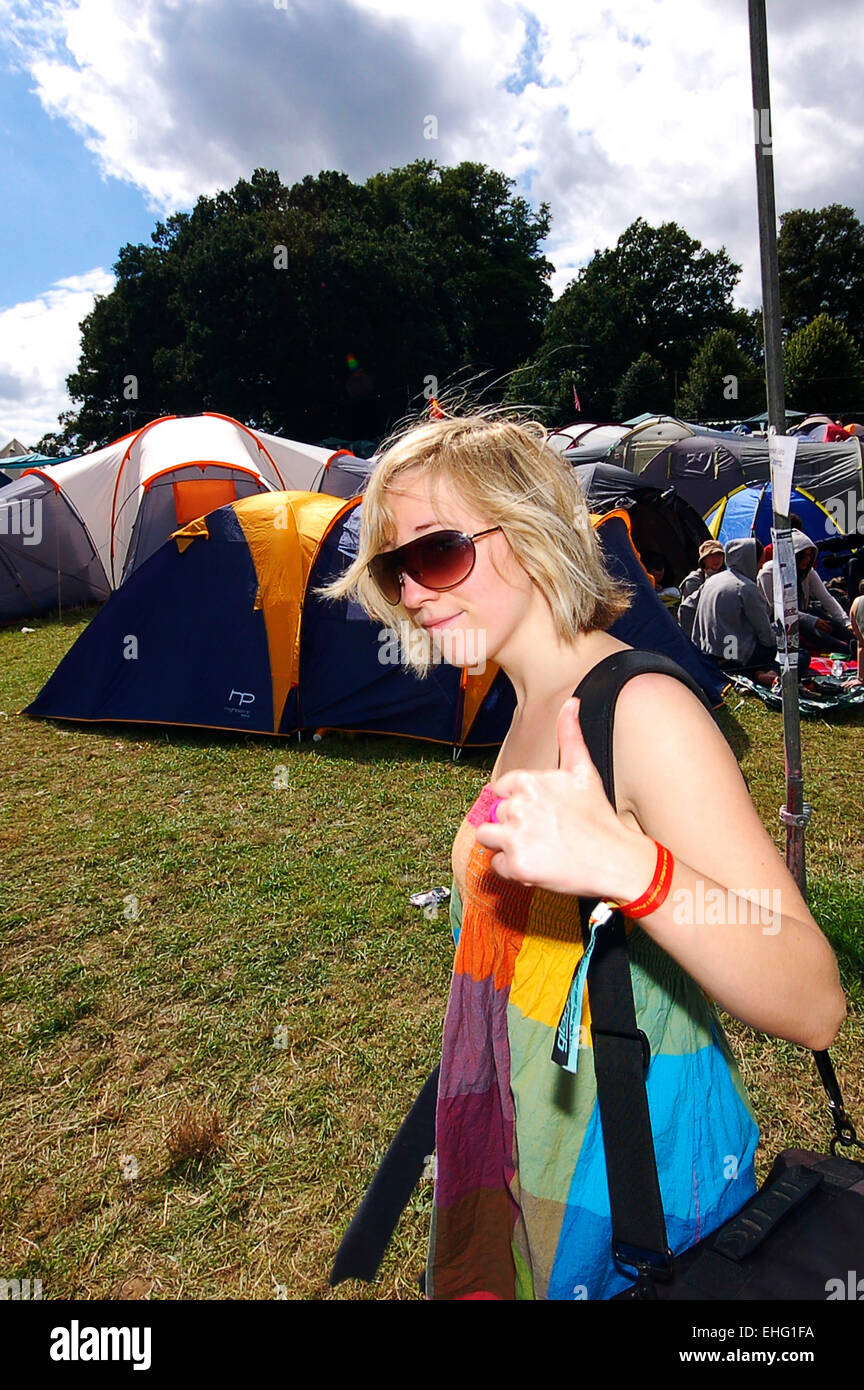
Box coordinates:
[368,527,502,605]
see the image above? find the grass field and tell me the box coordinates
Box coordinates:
[1,607,863,1301]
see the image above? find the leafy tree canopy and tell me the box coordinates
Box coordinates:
[783,313,864,415]
[778,204,864,345]
[506,218,741,421]
[51,162,553,449]
[677,329,764,422]
[613,353,674,420]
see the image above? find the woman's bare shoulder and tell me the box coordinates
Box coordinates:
[612,671,733,808]
[609,671,812,901]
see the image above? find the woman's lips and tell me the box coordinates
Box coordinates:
[422,611,464,631]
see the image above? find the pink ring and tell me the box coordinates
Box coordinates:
[488,796,505,823]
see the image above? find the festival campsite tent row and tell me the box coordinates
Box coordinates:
[12,408,863,745]
[25,490,728,747]
[555,415,864,523]
[0,414,371,622]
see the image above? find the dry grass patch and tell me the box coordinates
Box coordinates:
[164,1108,226,1173]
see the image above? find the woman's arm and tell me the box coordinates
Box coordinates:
[612,673,846,1051]
[474,676,846,1052]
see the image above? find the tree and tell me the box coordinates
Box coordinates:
[35,413,90,457]
[783,314,864,415]
[505,218,741,420]
[677,329,764,422]
[613,354,673,419]
[779,205,864,345]
[57,163,553,448]
[729,306,764,366]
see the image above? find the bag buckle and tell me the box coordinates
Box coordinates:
[614,1241,675,1298]
[829,1113,864,1156]
[592,1025,652,1073]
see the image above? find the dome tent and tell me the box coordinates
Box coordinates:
[26,490,727,747]
[705,482,842,578]
[548,423,628,460]
[608,416,700,474]
[640,433,864,523]
[0,414,355,622]
[571,461,711,585]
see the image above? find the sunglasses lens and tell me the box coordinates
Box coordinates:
[368,552,403,604]
[407,532,474,590]
[368,531,475,603]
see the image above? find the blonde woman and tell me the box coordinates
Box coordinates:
[324,412,845,1301]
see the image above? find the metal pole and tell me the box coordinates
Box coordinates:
[748,0,785,437]
[748,0,809,893]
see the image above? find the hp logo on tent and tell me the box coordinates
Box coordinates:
[226,689,256,718]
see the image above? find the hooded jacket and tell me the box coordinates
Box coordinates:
[757,530,849,626]
[692,537,775,665]
[677,562,722,638]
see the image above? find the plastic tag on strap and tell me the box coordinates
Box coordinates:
[552,900,615,1074]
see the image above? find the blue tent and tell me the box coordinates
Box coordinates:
[706,483,842,577]
[26,491,727,746]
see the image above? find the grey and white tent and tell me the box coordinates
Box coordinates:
[0,413,355,622]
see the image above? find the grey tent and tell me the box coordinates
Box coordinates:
[640,434,863,521]
[0,470,111,621]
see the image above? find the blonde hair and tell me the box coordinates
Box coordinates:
[319,410,631,674]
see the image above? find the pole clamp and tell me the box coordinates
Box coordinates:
[779,802,812,828]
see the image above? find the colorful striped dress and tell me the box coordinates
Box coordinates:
[426,784,760,1301]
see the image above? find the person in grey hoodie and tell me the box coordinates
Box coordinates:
[757,530,854,656]
[692,537,778,681]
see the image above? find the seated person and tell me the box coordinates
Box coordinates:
[757,531,854,656]
[678,540,725,639]
[825,577,849,613]
[640,548,681,615]
[692,538,780,686]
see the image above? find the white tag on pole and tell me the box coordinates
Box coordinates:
[771,526,798,672]
[767,431,798,518]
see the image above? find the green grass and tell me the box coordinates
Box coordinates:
[1,608,862,1300]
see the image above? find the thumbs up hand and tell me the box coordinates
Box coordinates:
[473,697,654,901]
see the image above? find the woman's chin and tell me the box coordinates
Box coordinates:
[428,622,490,674]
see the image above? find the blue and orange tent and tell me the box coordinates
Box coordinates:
[25,491,727,746]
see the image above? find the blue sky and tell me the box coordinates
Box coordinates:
[0,69,156,305]
[1,0,863,445]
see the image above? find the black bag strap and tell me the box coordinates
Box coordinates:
[330,1064,440,1286]
[570,651,713,1290]
[571,649,715,796]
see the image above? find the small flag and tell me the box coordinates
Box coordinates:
[572,385,581,413]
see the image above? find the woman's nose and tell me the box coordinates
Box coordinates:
[400,573,438,610]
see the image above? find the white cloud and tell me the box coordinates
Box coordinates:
[0,270,114,443]
[3,0,864,434]
[7,0,864,299]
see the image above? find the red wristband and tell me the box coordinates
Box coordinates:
[616,840,674,919]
